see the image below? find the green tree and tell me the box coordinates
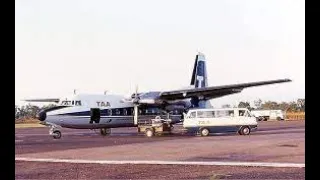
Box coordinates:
[238,101,252,110]
[297,98,305,112]
[261,101,279,110]
[222,104,231,108]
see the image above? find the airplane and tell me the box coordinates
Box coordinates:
[23,52,291,139]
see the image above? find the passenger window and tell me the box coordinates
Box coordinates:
[123,109,127,115]
[203,111,215,118]
[197,111,205,118]
[116,109,121,115]
[108,109,112,116]
[228,110,234,117]
[215,110,228,118]
[75,101,82,106]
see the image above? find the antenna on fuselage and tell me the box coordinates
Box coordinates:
[74,89,76,95]
[104,91,108,95]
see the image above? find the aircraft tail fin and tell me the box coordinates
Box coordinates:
[189,52,212,108]
[190,52,208,89]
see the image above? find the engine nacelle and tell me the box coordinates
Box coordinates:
[36,110,47,121]
[138,99,156,104]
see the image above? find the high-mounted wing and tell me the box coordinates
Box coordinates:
[22,98,60,103]
[159,79,291,100]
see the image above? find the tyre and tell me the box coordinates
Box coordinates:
[200,128,210,136]
[145,128,154,137]
[276,117,282,121]
[53,130,61,139]
[239,126,251,135]
[100,128,111,136]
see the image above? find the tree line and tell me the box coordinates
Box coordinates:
[222,98,305,112]
[15,104,56,120]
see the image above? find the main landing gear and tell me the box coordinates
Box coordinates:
[100,128,111,136]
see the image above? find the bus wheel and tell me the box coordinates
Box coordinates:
[200,128,210,136]
[240,126,251,135]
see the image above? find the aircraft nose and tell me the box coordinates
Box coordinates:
[36,110,47,121]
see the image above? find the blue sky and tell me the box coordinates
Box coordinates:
[15,0,305,107]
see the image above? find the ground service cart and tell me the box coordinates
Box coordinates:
[137,117,173,137]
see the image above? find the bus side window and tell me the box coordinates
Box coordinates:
[239,110,245,116]
[190,112,196,118]
[228,110,234,117]
[197,111,205,118]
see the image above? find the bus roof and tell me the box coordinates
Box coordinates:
[188,108,249,112]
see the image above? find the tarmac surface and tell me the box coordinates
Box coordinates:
[15,120,305,179]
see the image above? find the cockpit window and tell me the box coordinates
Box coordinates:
[61,101,71,106]
[60,100,82,106]
[75,101,82,106]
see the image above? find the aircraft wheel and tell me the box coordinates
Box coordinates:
[200,128,210,136]
[53,130,61,139]
[100,128,111,136]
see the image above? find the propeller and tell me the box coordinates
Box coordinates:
[132,85,140,104]
[120,85,141,104]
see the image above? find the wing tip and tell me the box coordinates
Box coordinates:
[284,78,292,82]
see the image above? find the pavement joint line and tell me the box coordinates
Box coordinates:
[15,157,305,168]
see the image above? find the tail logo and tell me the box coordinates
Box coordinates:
[196,75,204,88]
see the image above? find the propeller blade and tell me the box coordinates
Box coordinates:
[133,84,139,104]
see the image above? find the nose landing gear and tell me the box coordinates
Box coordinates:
[51,129,62,139]
[45,122,62,139]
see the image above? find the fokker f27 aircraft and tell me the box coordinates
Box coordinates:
[24,53,291,139]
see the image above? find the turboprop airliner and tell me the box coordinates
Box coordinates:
[23,53,291,139]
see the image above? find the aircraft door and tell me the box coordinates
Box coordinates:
[90,108,101,124]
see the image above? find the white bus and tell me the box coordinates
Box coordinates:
[250,110,284,121]
[183,108,258,136]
